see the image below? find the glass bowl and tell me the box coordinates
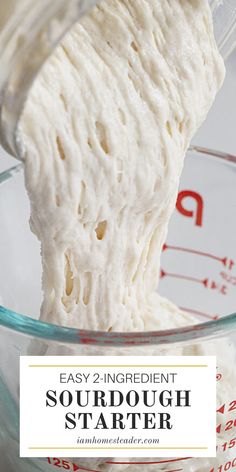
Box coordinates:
[0,146,236,471]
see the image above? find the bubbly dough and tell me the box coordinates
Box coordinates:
[17,1,234,471]
[19,0,224,332]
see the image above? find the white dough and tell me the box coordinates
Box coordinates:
[17,1,235,471]
[18,0,224,332]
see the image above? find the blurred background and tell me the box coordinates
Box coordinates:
[0,51,236,173]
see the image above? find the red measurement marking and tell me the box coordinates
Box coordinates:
[176,190,204,226]
[217,373,222,381]
[219,438,236,453]
[47,459,99,472]
[217,401,236,414]
[217,405,226,414]
[106,457,192,465]
[210,280,228,295]
[179,307,218,321]
[221,271,236,286]
[210,457,236,471]
[163,243,228,266]
[217,424,222,434]
[168,469,183,472]
[161,271,228,294]
[217,419,236,435]
[160,269,208,287]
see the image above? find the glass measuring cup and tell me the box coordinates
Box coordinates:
[0,146,236,471]
[0,0,235,158]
